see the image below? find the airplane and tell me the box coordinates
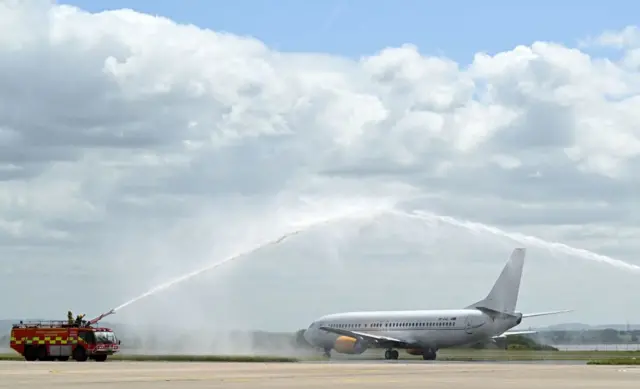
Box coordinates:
[302,247,572,360]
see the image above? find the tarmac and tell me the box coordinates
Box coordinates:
[0,360,638,388]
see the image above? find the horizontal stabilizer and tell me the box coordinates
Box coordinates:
[522,310,573,318]
[492,330,537,339]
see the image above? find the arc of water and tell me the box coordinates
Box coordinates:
[105,206,388,317]
[112,229,304,313]
[95,205,639,324]
[396,209,640,274]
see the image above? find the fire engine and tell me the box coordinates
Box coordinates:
[9,309,121,362]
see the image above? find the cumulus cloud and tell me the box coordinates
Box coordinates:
[1,1,639,334]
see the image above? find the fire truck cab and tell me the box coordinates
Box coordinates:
[9,320,121,362]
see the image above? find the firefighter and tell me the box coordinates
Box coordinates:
[74,314,85,327]
[67,311,74,325]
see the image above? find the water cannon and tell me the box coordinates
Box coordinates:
[87,308,116,325]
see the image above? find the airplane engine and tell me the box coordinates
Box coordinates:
[333,336,369,354]
[406,348,423,356]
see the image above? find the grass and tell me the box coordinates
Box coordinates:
[587,357,640,365]
[1,349,639,363]
[436,349,640,361]
[304,348,640,362]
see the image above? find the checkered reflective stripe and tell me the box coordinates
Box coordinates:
[10,335,79,345]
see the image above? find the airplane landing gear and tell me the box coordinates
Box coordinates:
[422,348,437,360]
[384,349,399,360]
[323,348,331,358]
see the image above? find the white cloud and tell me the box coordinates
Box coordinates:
[1,1,640,337]
[586,26,640,50]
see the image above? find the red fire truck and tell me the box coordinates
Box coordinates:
[9,310,121,362]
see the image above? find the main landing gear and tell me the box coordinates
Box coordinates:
[422,348,437,360]
[383,348,437,361]
[384,349,399,360]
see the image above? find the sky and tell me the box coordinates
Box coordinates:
[58,0,639,63]
[1,0,640,341]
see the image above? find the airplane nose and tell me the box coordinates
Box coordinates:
[303,328,314,344]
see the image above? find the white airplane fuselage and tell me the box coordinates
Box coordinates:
[304,308,520,351]
[301,248,571,360]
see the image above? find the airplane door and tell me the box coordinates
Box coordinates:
[464,316,474,335]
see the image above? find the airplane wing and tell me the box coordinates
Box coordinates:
[319,326,418,348]
[492,330,538,339]
[522,310,573,318]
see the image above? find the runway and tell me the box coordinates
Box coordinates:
[0,360,637,388]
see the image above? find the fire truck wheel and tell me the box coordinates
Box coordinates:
[72,347,88,362]
[23,346,37,361]
[36,346,48,361]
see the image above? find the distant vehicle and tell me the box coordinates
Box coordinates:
[302,248,572,360]
[9,316,120,362]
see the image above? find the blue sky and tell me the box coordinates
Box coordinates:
[59,0,635,64]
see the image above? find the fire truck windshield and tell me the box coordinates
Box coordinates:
[94,331,117,344]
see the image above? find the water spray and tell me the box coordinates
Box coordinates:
[395,209,640,274]
[87,206,386,324]
[87,205,640,325]
[85,229,303,324]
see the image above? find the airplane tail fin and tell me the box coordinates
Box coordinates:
[465,248,526,315]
